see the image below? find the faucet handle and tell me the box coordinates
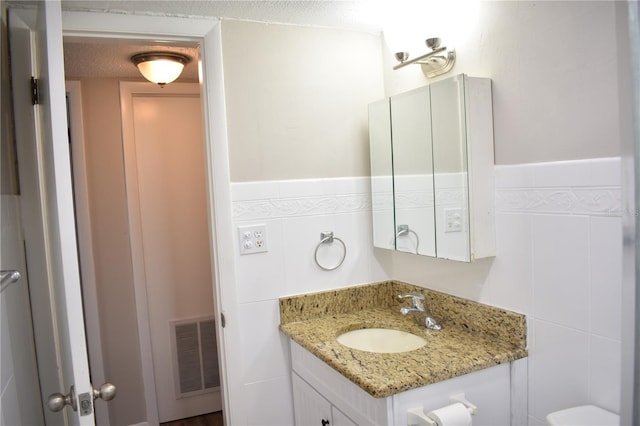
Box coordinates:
[398,292,425,300]
[397,292,425,309]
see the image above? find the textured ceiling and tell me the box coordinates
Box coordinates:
[61,1,386,32]
[61,0,388,80]
[64,42,200,80]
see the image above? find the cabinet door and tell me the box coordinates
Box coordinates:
[430,74,470,261]
[292,373,332,426]
[332,406,357,426]
[390,86,436,257]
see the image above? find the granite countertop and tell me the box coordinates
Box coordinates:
[279,280,528,399]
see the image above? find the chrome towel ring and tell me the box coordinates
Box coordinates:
[314,231,346,271]
[396,225,420,254]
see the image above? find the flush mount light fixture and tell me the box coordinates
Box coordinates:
[393,37,456,78]
[131,51,191,86]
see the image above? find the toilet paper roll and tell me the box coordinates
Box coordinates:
[426,402,472,426]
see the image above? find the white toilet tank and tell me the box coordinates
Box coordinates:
[546,405,619,425]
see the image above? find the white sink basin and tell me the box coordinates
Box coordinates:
[336,328,426,353]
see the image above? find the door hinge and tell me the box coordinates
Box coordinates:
[31,77,39,105]
[220,312,226,328]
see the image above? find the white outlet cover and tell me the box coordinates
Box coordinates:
[238,224,268,255]
[444,208,463,233]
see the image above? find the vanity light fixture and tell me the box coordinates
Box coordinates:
[131,51,191,86]
[393,37,456,78]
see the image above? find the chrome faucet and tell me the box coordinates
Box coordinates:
[398,292,442,330]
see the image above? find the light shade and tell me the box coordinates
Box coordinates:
[131,52,191,85]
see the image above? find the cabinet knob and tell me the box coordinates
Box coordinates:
[321,420,330,426]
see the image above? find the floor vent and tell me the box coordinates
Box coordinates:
[170,316,220,399]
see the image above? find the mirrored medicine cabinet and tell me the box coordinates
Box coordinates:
[368,74,495,262]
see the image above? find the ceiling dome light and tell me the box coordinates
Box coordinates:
[131,52,191,86]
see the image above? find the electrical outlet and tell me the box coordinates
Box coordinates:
[444,208,463,233]
[238,224,268,255]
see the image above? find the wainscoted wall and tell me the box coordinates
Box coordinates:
[231,157,622,425]
[491,157,622,424]
[231,177,390,424]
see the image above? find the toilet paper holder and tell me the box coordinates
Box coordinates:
[407,393,477,426]
[450,393,477,415]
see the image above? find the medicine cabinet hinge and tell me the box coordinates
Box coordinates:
[220,312,226,328]
[31,77,40,105]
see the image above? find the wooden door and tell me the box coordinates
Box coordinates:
[9,2,95,424]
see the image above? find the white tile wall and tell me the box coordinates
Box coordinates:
[232,177,388,301]
[0,195,43,426]
[530,320,590,420]
[0,296,18,426]
[243,376,294,426]
[484,213,533,314]
[494,157,622,423]
[237,300,291,383]
[532,214,591,331]
[232,157,623,425]
[231,177,390,424]
[588,335,621,411]
[589,216,622,341]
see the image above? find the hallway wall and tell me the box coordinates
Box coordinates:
[75,77,147,425]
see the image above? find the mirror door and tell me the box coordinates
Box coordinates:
[390,87,436,256]
[369,100,395,250]
[431,75,471,261]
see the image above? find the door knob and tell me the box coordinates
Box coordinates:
[47,385,77,412]
[47,382,116,413]
[92,382,116,401]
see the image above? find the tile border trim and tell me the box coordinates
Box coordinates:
[232,158,623,220]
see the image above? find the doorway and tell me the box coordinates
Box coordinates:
[64,39,222,425]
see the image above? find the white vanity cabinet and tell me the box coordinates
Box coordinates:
[292,373,357,426]
[290,341,525,426]
[290,341,391,425]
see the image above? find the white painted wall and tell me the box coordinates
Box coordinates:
[381,1,621,165]
[221,19,384,182]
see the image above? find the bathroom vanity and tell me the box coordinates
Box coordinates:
[280,281,528,425]
[290,341,514,425]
